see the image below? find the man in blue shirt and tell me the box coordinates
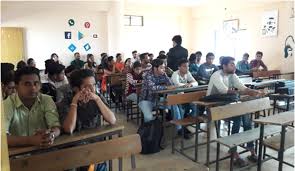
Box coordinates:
[236,53,251,74]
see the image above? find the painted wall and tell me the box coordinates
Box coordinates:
[1,2,110,69]
[191,1,294,73]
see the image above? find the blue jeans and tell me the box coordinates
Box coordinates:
[230,114,254,152]
[139,99,183,130]
[126,93,138,103]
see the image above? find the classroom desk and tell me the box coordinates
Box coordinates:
[244,79,285,89]
[254,111,294,171]
[9,124,124,171]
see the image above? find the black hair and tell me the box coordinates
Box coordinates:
[27,58,35,65]
[124,58,131,65]
[195,51,202,56]
[159,50,165,55]
[116,53,122,58]
[132,61,141,69]
[172,35,182,45]
[243,53,249,58]
[100,53,107,57]
[148,53,154,57]
[45,59,55,74]
[139,53,148,61]
[69,69,94,88]
[189,53,197,63]
[74,52,80,56]
[256,51,263,56]
[50,53,58,59]
[151,59,164,69]
[157,54,167,60]
[16,60,27,70]
[206,52,215,59]
[220,56,235,68]
[65,65,77,75]
[2,70,15,85]
[107,56,114,62]
[132,50,137,54]
[47,63,65,76]
[178,58,188,67]
[1,63,14,73]
[15,66,40,84]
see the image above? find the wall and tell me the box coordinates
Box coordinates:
[122,3,193,58]
[191,1,294,73]
[1,1,110,68]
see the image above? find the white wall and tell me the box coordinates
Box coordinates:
[1,2,110,69]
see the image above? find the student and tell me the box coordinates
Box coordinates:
[4,66,60,147]
[50,53,62,64]
[197,52,219,85]
[84,54,97,72]
[131,50,139,63]
[236,53,251,74]
[46,63,68,89]
[148,53,154,61]
[138,59,182,132]
[115,53,124,72]
[167,35,188,71]
[140,53,152,71]
[71,52,85,69]
[16,60,27,70]
[207,57,264,167]
[122,58,132,73]
[27,58,36,67]
[171,59,198,119]
[188,53,199,77]
[125,61,142,102]
[217,56,224,70]
[1,71,15,100]
[157,54,173,77]
[250,51,268,71]
[57,69,115,171]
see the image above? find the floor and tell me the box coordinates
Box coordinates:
[110,109,294,171]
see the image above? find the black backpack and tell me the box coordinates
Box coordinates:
[137,119,163,154]
[200,93,240,103]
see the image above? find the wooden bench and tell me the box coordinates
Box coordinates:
[253,70,281,79]
[166,91,207,162]
[254,111,294,171]
[130,159,208,171]
[10,134,141,171]
[210,97,279,171]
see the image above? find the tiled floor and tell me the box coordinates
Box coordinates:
[111,110,294,171]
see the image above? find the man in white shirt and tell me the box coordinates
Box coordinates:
[171,58,199,119]
[207,56,264,167]
[131,50,139,63]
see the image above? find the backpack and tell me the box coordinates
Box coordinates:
[200,93,240,103]
[137,119,163,154]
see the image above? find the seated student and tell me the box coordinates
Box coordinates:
[171,59,198,118]
[1,71,15,100]
[197,52,219,85]
[46,63,68,89]
[140,53,152,71]
[148,53,154,62]
[56,65,78,103]
[125,61,142,102]
[250,51,268,71]
[236,53,251,74]
[57,69,115,171]
[207,57,264,167]
[71,52,85,69]
[4,67,60,147]
[189,53,198,77]
[138,59,184,135]
[50,53,62,64]
[115,53,124,72]
[131,50,139,63]
[157,54,173,77]
[159,50,166,56]
[84,54,97,72]
[122,58,132,74]
[27,58,36,68]
[16,60,27,70]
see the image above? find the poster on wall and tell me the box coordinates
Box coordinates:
[261,10,278,37]
[223,19,239,36]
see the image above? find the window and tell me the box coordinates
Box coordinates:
[124,15,144,26]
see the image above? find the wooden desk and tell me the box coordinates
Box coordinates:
[244,79,285,89]
[155,85,208,95]
[254,111,294,171]
[9,125,124,171]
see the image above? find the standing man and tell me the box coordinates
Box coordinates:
[167,35,188,71]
